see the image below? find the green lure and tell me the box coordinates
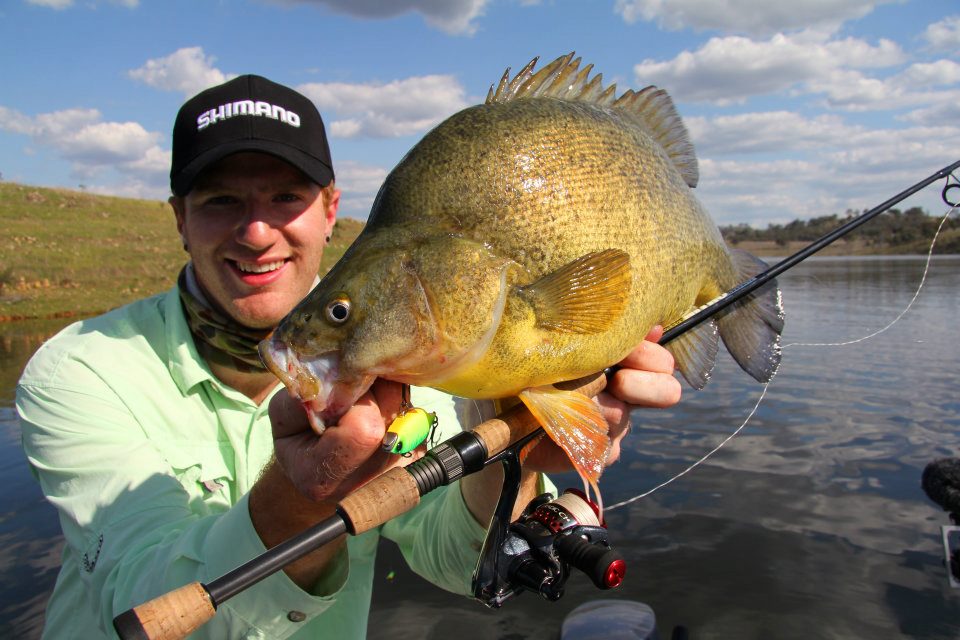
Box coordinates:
[382,407,437,455]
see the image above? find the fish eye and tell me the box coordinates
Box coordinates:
[324,295,351,325]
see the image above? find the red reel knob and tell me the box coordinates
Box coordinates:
[604,558,626,588]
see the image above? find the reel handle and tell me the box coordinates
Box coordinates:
[554,534,626,590]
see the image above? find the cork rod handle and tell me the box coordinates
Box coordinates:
[113,581,215,640]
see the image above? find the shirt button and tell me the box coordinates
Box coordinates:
[287,611,307,623]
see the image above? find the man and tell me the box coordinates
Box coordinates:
[18,75,681,638]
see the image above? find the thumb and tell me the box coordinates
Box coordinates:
[268,387,311,438]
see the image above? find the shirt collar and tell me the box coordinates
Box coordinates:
[165,283,218,396]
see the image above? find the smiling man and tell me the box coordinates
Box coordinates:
[17,75,682,639]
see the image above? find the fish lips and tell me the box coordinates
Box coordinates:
[258,335,358,433]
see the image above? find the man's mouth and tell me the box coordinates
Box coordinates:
[234,259,286,274]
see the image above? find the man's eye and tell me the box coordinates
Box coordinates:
[275,193,301,203]
[205,195,237,206]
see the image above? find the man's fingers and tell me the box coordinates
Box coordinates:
[271,387,402,503]
[644,325,665,343]
[370,378,404,423]
[618,338,676,375]
[607,368,682,408]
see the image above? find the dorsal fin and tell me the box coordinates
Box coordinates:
[486,52,699,188]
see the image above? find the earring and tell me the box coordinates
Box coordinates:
[325,235,331,243]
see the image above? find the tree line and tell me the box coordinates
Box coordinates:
[720,207,960,254]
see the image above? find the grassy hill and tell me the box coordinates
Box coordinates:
[0,183,364,321]
[2,182,953,321]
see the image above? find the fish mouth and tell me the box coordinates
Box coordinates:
[258,334,373,434]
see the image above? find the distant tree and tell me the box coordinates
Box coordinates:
[716,205,960,253]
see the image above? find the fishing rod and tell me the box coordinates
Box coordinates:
[662,157,960,343]
[113,158,960,640]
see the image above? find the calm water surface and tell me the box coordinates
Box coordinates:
[1,257,958,639]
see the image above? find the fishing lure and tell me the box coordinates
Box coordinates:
[382,384,438,455]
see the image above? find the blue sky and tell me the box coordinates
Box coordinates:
[1,0,958,226]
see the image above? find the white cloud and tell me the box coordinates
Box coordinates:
[0,106,167,192]
[26,0,138,8]
[901,96,960,126]
[633,31,904,105]
[690,122,960,226]
[332,160,390,218]
[26,0,72,8]
[923,15,960,53]
[0,106,39,135]
[266,0,489,35]
[614,0,897,36]
[58,121,159,164]
[686,112,854,155]
[297,74,468,138]
[128,47,229,97]
[897,60,960,89]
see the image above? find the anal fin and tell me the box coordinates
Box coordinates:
[518,385,610,505]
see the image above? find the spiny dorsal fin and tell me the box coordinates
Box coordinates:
[486,52,699,188]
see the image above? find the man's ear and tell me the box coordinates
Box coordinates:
[169,196,188,250]
[325,188,341,237]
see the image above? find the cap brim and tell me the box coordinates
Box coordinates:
[171,139,334,196]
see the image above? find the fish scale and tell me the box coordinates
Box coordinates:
[260,53,784,495]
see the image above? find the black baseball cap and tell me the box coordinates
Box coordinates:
[170,74,334,196]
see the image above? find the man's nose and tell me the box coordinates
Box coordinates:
[235,204,275,248]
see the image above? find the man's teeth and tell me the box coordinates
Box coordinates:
[236,260,285,274]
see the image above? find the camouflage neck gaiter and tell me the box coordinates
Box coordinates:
[177,266,272,372]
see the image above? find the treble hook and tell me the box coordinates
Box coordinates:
[943,172,960,208]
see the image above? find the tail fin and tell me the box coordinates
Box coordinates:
[716,250,784,383]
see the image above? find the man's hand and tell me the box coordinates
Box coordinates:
[463,326,681,522]
[249,379,416,590]
[520,326,680,474]
[267,378,418,505]
[598,324,681,463]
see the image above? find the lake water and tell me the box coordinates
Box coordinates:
[2,256,959,639]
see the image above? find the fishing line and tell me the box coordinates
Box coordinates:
[783,204,957,349]
[607,202,958,513]
[605,382,769,511]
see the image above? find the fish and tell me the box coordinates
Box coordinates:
[259,53,784,498]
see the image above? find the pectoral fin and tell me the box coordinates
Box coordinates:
[518,385,611,505]
[518,249,631,334]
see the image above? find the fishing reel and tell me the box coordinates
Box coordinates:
[473,488,625,607]
[472,431,625,608]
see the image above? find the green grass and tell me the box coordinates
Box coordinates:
[0,183,365,320]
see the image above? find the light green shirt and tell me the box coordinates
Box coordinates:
[17,286,489,639]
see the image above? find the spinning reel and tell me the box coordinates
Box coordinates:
[472,433,625,607]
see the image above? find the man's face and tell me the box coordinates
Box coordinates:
[171,152,339,329]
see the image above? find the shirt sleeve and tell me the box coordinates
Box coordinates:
[18,359,342,639]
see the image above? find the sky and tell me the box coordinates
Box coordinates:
[1,0,958,226]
